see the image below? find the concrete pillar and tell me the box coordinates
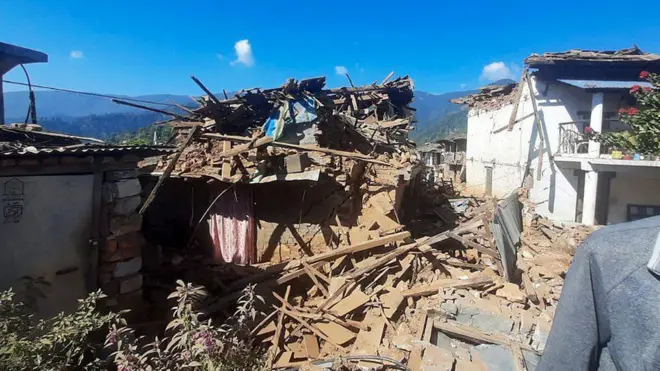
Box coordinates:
[582,170,599,225]
[582,92,604,225]
[588,92,604,158]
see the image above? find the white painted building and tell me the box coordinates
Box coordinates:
[454,48,660,225]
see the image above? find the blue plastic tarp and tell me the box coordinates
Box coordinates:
[262,96,319,140]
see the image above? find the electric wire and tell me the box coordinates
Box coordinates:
[2,79,180,107]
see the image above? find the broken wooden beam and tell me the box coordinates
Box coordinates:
[267,285,291,368]
[401,277,494,298]
[202,132,391,165]
[139,125,200,215]
[446,232,501,259]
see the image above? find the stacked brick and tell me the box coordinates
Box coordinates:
[98,169,145,311]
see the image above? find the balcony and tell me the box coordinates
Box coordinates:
[557,119,629,156]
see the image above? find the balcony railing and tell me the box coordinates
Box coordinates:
[557,120,628,156]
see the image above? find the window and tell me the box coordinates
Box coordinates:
[627,204,660,222]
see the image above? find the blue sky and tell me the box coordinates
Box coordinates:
[3,0,660,96]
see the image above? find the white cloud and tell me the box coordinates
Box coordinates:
[460,83,467,89]
[480,61,520,81]
[335,65,349,75]
[231,39,254,67]
[69,50,84,59]
[216,53,224,60]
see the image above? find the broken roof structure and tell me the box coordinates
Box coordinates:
[0,123,173,158]
[450,83,518,111]
[525,46,660,80]
[140,75,420,186]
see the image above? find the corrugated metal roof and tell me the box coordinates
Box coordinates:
[558,79,654,91]
[0,144,176,157]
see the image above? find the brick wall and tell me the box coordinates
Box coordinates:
[98,169,145,313]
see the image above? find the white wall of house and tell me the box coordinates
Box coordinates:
[465,77,621,222]
[608,175,660,224]
[466,104,525,196]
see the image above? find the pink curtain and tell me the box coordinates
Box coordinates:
[208,186,255,265]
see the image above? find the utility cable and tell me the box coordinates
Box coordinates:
[2,79,180,107]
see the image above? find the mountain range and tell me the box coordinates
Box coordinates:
[3,80,513,144]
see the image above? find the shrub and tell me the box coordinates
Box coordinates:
[0,281,266,371]
[106,281,267,371]
[0,289,117,370]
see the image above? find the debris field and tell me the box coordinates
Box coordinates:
[130,73,596,370]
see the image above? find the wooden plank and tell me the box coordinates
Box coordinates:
[272,142,391,165]
[446,232,500,259]
[380,287,404,318]
[525,69,545,181]
[250,308,279,336]
[218,136,273,158]
[309,231,410,266]
[203,132,390,165]
[402,277,494,298]
[520,271,540,305]
[506,69,527,131]
[139,125,199,215]
[272,351,293,369]
[378,118,409,129]
[201,133,254,142]
[273,305,341,348]
[286,281,356,340]
[302,261,329,297]
[275,261,325,286]
[324,312,369,331]
[347,242,417,280]
[303,334,320,359]
[304,261,331,285]
[221,141,232,179]
[433,320,538,353]
[316,321,357,345]
[351,310,386,356]
[408,313,428,371]
[329,287,370,316]
[191,75,222,105]
[268,285,291,368]
[540,226,557,241]
[433,319,509,346]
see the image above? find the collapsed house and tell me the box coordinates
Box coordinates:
[136,75,422,267]
[453,47,660,225]
[118,75,597,370]
[0,40,601,370]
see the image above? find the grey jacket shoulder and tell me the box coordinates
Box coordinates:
[578,215,660,292]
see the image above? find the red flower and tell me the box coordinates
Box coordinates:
[618,108,627,114]
[640,71,650,79]
[627,107,639,115]
[630,85,641,93]
[644,87,653,92]
[584,126,593,134]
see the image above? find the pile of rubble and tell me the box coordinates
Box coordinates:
[198,193,594,370]
[130,74,596,370]
[450,84,518,112]
[146,74,418,185]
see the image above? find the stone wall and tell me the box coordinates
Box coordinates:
[98,169,145,314]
